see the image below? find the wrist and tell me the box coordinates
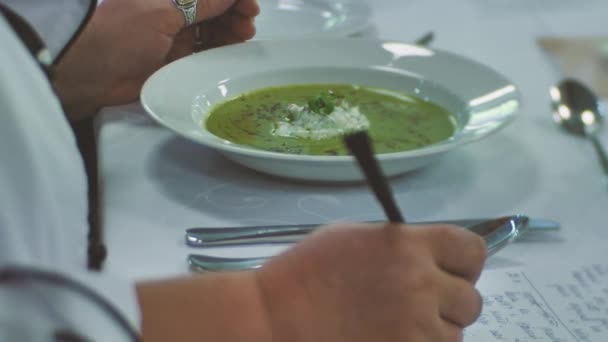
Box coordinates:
[51,19,103,121]
[254,260,319,342]
[137,271,274,342]
[52,80,101,121]
[231,271,275,342]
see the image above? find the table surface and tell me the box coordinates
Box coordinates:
[100,0,608,334]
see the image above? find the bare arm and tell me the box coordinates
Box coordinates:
[137,271,272,341]
[136,223,486,341]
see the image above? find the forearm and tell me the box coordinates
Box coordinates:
[52,77,101,120]
[52,15,105,121]
[136,271,273,342]
[50,0,179,121]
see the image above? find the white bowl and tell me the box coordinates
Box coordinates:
[141,39,520,182]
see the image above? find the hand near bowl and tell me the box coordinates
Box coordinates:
[53,0,259,120]
[138,223,486,341]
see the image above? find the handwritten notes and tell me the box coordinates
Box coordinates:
[465,264,608,341]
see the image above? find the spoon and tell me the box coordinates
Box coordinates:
[188,215,530,272]
[551,79,608,177]
[185,217,557,247]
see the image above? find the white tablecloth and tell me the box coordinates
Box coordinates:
[99,0,608,338]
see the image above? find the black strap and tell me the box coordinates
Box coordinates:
[70,118,107,271]
[54,0,97,66]
[0,5,53,78]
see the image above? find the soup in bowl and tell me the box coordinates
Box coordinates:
[141,39,520,181]
[205,83,457,156]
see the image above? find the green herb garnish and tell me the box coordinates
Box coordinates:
[308,91,336,115]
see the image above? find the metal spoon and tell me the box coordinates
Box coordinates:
[185,217,557,247]
[550,79,608,177]
[188,215,530,272]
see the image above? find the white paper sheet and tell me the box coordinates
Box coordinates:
[466,263,608,341]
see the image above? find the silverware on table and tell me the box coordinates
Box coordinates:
[188,214,533,272]
[551,78,608,177]
[188,118,540,273]
[186,217,558,247]
[414,31,435,46]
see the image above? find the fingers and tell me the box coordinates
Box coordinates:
[414,225,484,329]
[212,11,257,41]
[184,0,257,52]
[195,0,259,23]
[195,0,234,22]
[201,20,251,49]
[168,12,254,60]
[167,26,198,61]
[417,225,487,283]
[192,9,257,51]
[437,272,483,327]
[233,0,260,17]
[440,320,464,342]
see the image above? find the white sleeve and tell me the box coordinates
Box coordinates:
[0,265,140,341]
[0,12,141,339]
[68,269,141,337]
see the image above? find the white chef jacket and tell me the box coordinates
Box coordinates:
[2,0,95,61]
[0,2,139,340]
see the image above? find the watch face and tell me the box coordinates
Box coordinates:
[175,0,196,6]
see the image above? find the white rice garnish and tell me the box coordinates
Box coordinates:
[274,101,370,140]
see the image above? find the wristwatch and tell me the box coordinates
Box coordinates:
[172,0,198,26]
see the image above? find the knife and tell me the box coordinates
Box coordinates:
[185,216,558,247]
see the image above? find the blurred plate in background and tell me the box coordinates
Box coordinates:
[254,0,372,39]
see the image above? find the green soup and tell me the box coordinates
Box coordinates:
[205,84,456,155]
